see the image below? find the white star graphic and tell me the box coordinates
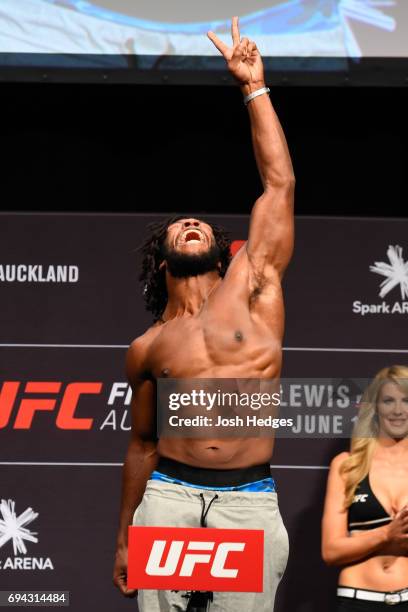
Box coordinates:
[0,499,38,555]
[370,245,408,299]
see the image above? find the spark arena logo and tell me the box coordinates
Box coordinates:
[0,381,132,431]
[353,245,408,316]
[0,499,53,571]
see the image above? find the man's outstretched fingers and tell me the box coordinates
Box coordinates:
[207,31,229,57]
[231,16,240,46]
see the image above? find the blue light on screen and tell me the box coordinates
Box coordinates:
[0,0,400,66]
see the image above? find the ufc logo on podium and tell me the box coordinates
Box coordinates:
[128,526,264,592]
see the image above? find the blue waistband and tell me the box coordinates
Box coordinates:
[150,470,276,492]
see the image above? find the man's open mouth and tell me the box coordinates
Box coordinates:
[179,229,205,245]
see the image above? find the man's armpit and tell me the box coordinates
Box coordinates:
[249,285,263,306]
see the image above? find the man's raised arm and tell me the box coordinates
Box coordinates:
[208,17,295,279]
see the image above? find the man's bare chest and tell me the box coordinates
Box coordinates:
[145,313,280,379]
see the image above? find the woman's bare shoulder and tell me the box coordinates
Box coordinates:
[329,451,350,472]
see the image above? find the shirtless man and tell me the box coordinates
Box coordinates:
[113,17,295,611]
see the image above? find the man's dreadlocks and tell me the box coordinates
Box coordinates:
[139,215,232,321]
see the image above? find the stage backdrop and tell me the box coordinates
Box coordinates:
[1,213,407,611]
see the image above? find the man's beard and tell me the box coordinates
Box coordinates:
[162,243,221,278]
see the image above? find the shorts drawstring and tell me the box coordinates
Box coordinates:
[185,493,219,611]
[199,493,219,528]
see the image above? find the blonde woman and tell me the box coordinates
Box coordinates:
[322,366,408,610]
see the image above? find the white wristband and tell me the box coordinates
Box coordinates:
[243,86,270,106]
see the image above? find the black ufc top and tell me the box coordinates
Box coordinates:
[348,474,392,531]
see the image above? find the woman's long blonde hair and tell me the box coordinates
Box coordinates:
[340,365,408,508]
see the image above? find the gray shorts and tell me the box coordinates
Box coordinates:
[132,480,289,611]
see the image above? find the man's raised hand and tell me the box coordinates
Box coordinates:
[207,16,264,87]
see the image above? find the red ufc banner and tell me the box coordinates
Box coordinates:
[128,526,264,592]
